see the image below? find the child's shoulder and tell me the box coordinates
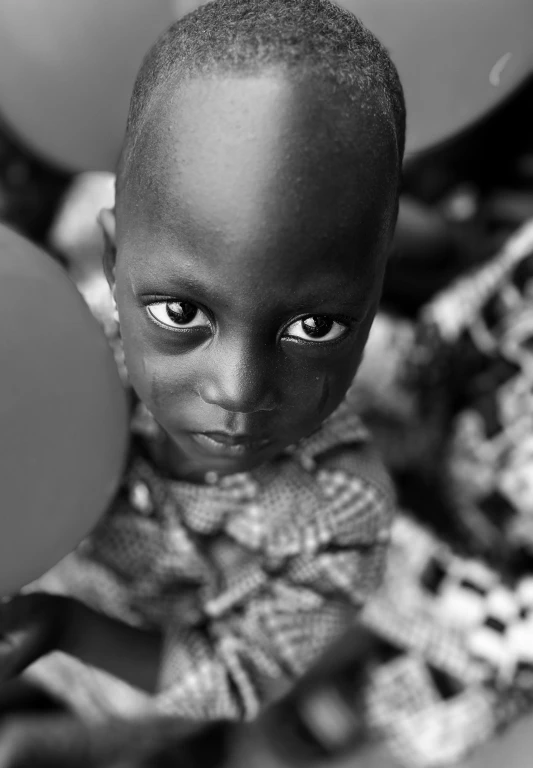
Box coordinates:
[300,391,395,503]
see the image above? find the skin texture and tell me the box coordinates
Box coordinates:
[103,71,399,482]
[0,71,401,764]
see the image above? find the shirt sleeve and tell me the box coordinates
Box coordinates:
[154,468,393,722]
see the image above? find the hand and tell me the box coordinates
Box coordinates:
[0,593,72,682]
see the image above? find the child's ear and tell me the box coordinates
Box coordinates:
[98,208,117,289]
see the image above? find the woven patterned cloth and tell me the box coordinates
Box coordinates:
[353,220,533,767]
[23,295,394,724]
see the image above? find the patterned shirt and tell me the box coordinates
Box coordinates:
[24,302,394,723]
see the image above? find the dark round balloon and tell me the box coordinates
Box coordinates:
[0,0,179,172]
[339,0,533,155]
[0,0,531,171]
[0,225,128,596]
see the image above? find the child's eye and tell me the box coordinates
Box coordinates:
[283,315,349,343]
[147,301,210,330]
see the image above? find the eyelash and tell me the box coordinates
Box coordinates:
[281,316,351,345]
[146,301,211,332]
[145,300,353,345]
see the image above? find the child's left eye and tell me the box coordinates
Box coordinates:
[283,316,349,343]
[147,301,210,330]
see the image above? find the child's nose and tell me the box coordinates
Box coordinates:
[198,339,277,414]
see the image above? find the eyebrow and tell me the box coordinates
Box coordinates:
[133,266,370,313]
[134,271,214,298]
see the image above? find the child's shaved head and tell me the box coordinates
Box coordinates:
[117,0,405,194]
[105,0,407,482]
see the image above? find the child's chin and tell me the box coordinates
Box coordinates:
[188,436,282,476]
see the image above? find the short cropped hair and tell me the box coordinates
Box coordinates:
[117,0,405,190]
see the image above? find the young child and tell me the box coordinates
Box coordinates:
[0,0,405,761]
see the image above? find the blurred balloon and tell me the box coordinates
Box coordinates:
[338,0,533,158]
[0,0,181,172]
[0,0,531,171]
[0,224,128,597]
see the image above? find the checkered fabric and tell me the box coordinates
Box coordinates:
[352,220,533,767]
[24,301,394,723]
[360,513,533,767]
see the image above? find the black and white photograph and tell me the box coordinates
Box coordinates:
[1,2,532,766]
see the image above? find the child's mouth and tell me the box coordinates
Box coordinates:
[189,431,272,457]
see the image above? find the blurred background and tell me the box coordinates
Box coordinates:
[1,2,533,767]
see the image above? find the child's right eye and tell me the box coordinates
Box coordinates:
[147,301,211,331]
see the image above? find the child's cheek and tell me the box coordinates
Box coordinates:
[125,354,154,408]
[313,369,352,420]
[145,355,203,416]
[148,367,181,414]
[315,374,335,420]
[324,353,364,413]
[118,331,166,412]
[287,361,355,428]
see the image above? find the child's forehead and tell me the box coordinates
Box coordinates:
[125,70,397,200]
[119,71,397,281]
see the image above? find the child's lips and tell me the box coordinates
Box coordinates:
[189,431,273,457]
